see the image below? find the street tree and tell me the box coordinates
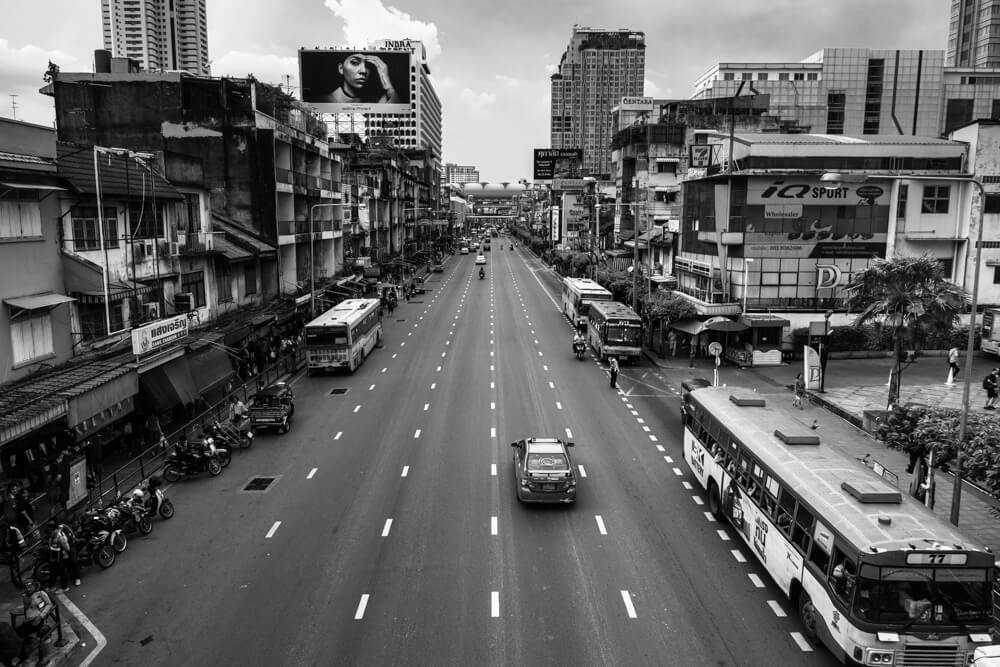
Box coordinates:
[845,253,968,409]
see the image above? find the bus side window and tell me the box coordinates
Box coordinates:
[775,489,794,534]
[792,504,815,554]
[829,547,856,604]
[808,540,830,574]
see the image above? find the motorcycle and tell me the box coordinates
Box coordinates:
[573,339,587,360]
[162,444,224,482]
[210,419,253,451]
[135,477,174,520]
[107,496,153,537]
[479,269,485,280]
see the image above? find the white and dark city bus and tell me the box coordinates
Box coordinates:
[980,307,1000,357]
[586,300,642,363]
[682,385,996,666]
[561,277,612,330]
[304,298,382,374]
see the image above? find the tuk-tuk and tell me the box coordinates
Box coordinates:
[250,382,295,434]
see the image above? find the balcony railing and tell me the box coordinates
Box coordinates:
[169,231,223,255]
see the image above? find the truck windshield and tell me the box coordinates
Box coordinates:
[852,565,992,626]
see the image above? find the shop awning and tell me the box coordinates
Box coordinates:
[4,293,76,311]
[740,314,791,328]
[670,319,706,336]
[0,182,66,192]
[65,366,138,433]
[189,347,235,395]
[705,316,750,333]
[139,357,200,412]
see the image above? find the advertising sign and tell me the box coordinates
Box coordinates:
[689,145,712,168]
[65,456,88,509]
[561,193,589,240]
[619,96,655,111]
[803,345,822,391]
[550,206,560,242]
[534,149,582,180]
[748,178,889,207]
[131,314,189,356]
[552,178,586,191]
[300,48,412,113]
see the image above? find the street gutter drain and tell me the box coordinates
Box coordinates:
[242,476,277,493]
[329,388,349,395]
[409,300,424,304]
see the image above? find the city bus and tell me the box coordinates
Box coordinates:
[586,301,642,364]
[304,298,382,374]
[980,307,1000,356]
[561,277,612,330]
[681,385,996,666]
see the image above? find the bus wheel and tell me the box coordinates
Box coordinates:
[707,481,724,520]
[797,590,820,645]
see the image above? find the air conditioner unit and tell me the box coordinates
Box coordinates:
[174,292,194,312]
[143,302,161,320]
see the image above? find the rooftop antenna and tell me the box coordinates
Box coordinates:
[9,94,17,120]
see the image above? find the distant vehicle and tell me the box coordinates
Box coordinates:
[511,437,577,504]
[981,307,1000,356]
[682,385,996,664]
[305,298,382,374]
[460,246,470,255]
[587,300,642,364]
[472,241,480,250]
[431,263,444,272]
[561,277,612,331]
[475,254,487,265]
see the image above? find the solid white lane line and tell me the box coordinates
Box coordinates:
[790,632,814,652]
[307,468,317,479]
[423,403,429,411]
[491,516,498,535]
[556,402,562,410]
[748,574,765,588]
[491,591,500,618]
[692,496,704,506]
[491,427,497,438]
[414,429,421,438]
[369,384,375,391]
[595,515,607,535]
[334,432,342,440]
[731,549,747,563]
[620,591,637,618]
[578,465,587,478]
[57,592,106,667]
[265,521,281,539]
[682,481,692,490]
[401,466,409,477]
[353,405,361,413]
[672,467,683,476]
[704,512,717,522]
[565,427,573,439]
[491,463,497,476]
[354,595,370,620]
[382,519,393,537]
[768,601,787,618]
[717,529,731,541]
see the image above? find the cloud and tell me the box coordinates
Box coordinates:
[494,74,521,88]
[211,51,300,88]
[325,0,441,61]
[644,79,663,98]
[456,88,496,115]
[0,38,83,126]
[544,64,558,76]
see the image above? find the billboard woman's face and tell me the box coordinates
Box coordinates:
[339,54,370,89]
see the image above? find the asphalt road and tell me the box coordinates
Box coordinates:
[71,247,836,666]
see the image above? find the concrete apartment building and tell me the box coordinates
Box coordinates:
[101,0,210,76]
[441,163,480,186]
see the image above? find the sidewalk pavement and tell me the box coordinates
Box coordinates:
[642,348,1000,556]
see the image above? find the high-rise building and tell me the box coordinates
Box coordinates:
[550,26,645,178]
[948,0,1000,67]
[101,0,210,76]
[441,163,480,186]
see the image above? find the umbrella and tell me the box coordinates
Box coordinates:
[704,316,749,333]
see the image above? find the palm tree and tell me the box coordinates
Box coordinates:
[845,254,969,409]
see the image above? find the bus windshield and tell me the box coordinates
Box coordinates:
[306,326,348,347]
[606,323,642,346]
[853,565,992,625]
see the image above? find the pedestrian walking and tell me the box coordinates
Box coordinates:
[12,487,34,543]
[947,346,960,383]
[792,372,806,409]
[1,521,25,585]
[667,330,678,357]
[983,368,1000,410]
[688,336,697,369]
[609,357,619,388]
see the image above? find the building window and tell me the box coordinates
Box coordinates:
[945,98,975,133]
[244,264,258,296]
[896,184,908,220]
[778,73,789,81]
[826,92,846,134]
[78,302,123,338]
[757,73,768,81]
[181,270,206,308]
[793,73,805,81]
[921,185,950,214]
[741,72,752,81]
[218,268,232,302]
[128,202,165,239]
[806,73,818,80]
[71,206,118,250]
[723,72,735,81]
[987,193,1000,214]
[9,311,53,365]
[993,265,1000,284]
[0,199,42,238]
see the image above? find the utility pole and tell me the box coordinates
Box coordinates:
[9,95,17,120]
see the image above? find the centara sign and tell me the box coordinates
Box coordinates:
[131,314,189,356]
[747,179,889,207]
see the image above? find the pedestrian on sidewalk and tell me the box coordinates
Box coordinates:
[984,369,1000,410]
[609,357,619,388]
[947,346,960,381]
[667,330,678,357]
[688,336,697,369]
[792,373,806,409]
[1,521,25,585]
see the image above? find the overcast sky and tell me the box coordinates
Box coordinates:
[1,0,949,182]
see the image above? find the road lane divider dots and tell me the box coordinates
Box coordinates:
[381,368,387,374]
[577,465,587,478]
[543,365,548,371]
[414,429,421,438]
[491,463,497,476]
[717,529,731,542]
[548,382,555,389]
[748,574,765,588]
[353,405,361,413]
[672,467,683,476]
[369,384,375,391]
[692,496,704,506]
[790,633,814,652]
[423,403,429,411]
[656,445,665,453]
[768,601,787,618]
[565,428,573,439]
[595,515,608,535]
[354,595,370,620]
[703,512,717,523]
[401,466,409,477]
[491,427,497,438]
[620,591,637,619]
[731,550,747,563]
[436,366,442,372]
[307,468,317,479]
[490,402,496,410]
[334,432,342,440]
[430,383,436,390]
[681,481,693,490]
[265,521,281,539]
[649,435,658,442]
[664,455,673,463]
[491,592,500,618]
[491,516,498,536]
[382,519,393,537]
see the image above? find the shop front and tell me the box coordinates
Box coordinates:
[738,314,791,366]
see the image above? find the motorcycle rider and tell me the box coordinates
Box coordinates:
[478,267,485,279]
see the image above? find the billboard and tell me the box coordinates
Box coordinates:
[131,314,189,356]
[534,149,582,180]
[300,49,412,113]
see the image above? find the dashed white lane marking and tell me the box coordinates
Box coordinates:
[672,467,683,476]
[731,549,747,563]
[446,340,450,346]
[595,515,607,535]
[630,410,639,416]
[491,463,497,476]
[717,529,731,541]
[423,403,429,411]
[490,381,495,389]
[491,351,495,357]
[490,402,496,410]
[543,365,548,371]
[381,368,387,373]
[491,516,498,536]
[334,432,342,440]
[565,427,573,439]
[703,512,717,522]
[414,429,421,438]
[392,353,398,359]
[664,455,673,463]
[577,465,587,478]
[491,592,500,618]
[790,632,813,652]
[642,426,651,432]
[431,383,436,390]
[382,519,393,537]
[307,468,317,479]
[768,601,787,618]
[548,381,555,389]
[620,591,637,618]
[692,496,704,506]
[353,405,361,413]
[400,342,405,347]
[369,384,375,391]
[490,339,494,345]
[748,574,766,588]
[441,352,447,358]
[655,445,665,452]
[556,402,562,410]
[538,351,543,357]
[490,364,495,371]
[682,481,692,490]
[401,466,409,477]
[354,595,370,620]
[636,418,645,424]
[491,427,497,438]
[649,435,658,442]
[408,332,412,336]
[265,521,281,539]
[436,366,442,372]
